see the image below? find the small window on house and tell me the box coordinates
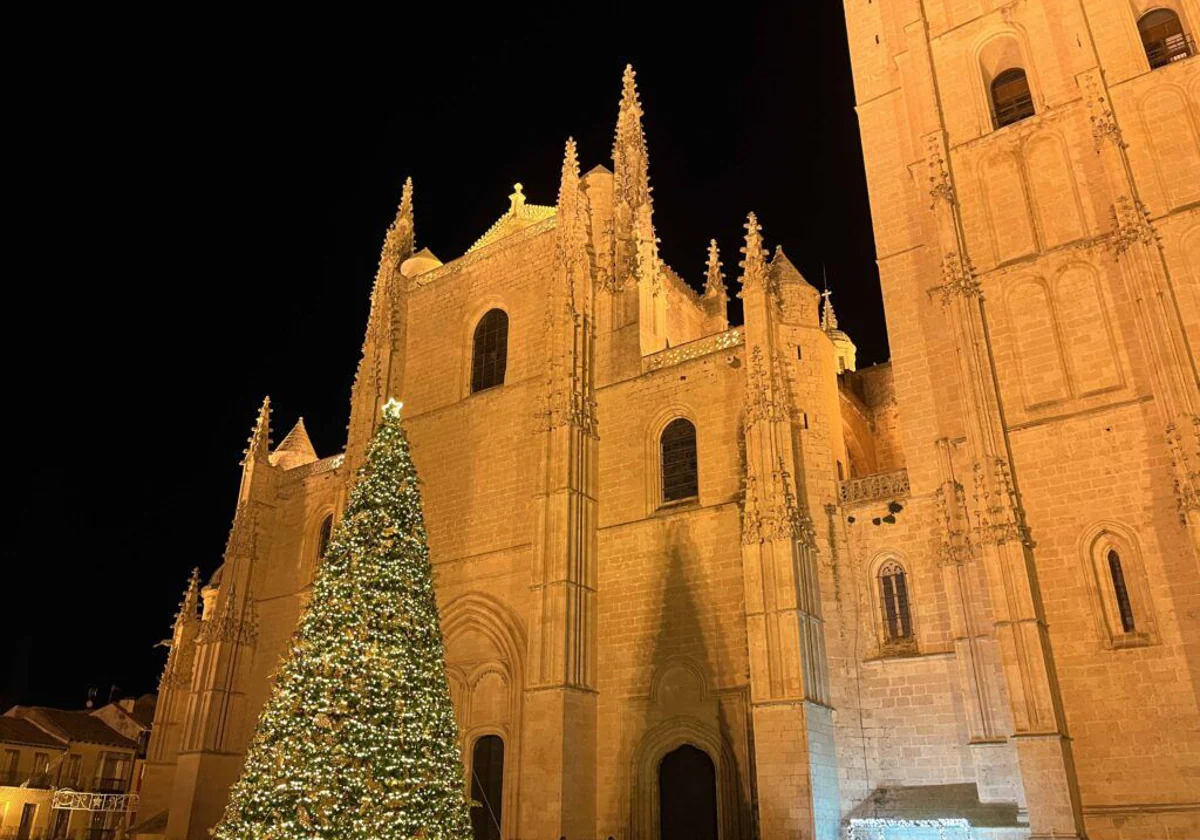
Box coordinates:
[1139,9,1192,68]
[660,418,699,504]
[317,514,333,561]
[471,309,509,393]
[991,68,1035,128]
[878,560,914,646]
[1107,549,1136,633]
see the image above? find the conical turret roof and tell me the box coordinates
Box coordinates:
[270,418,319,470]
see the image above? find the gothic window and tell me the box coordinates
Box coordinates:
[990,68,1035,128]
[470,735,504,840]
[877,560,914,647]
[471,309,509,393]
[317,514,333,562]
[660,418,699,504]
[1084,526,1157,648]
[1107,549,1136,633]
[1139,9,1192,68]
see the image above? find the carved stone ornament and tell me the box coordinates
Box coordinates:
[1167,417,1200,523]
[935,480,975,567]
[1079,70,1125,152]
[1108,195,1158,256]
[939,251,981,306]
[970,458,1029,546]
[925,132,956,207]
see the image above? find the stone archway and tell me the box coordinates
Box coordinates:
[631,716,740,840]
[659,744,719,840]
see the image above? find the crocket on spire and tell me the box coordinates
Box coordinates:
[242,397,272,465]
[380,176,415,270]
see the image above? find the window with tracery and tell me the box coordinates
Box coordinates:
[877,560,914,646]
[471,310,509,393]
[660,418,699,504]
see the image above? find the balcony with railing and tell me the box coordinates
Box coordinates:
[839,468,911,506]
[89,778,126,794]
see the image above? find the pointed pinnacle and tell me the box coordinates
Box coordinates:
[705,239,726,298]
[558,138,581,207]
[399,176,413,215]
[822,288,839,332]
[243,396,272,463]
[620,64,640,111]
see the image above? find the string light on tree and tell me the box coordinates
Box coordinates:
[214,399,472,839]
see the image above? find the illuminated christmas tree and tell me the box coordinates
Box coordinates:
[214,399,472,839]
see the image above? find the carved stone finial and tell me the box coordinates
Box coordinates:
[738,212,769,293]
[821,288,839,332]
[705,239,726,301]
[509,183,526,216]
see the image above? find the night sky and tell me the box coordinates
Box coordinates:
[5,7,884,710]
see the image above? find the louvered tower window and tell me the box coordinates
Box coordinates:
[1139,9,1192,68]
[991,68,1035,128]
[660,418,699,504]
[1107,549,1136,633]
[878,561,913,643]
[471,309,509,393]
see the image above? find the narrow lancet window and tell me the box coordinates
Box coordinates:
[471,309,509,393]
[660,419,699,504]
[317,514,333,561]
[878,560,913,644]
[1108,549,1136,633]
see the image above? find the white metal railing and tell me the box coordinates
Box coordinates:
[50,790,138,813]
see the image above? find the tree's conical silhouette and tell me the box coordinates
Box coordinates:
[214,399,472,839]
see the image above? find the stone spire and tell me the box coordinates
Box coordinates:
[613,65,651,214]
[705,239,727,301]
[820,266,839,333]
[738,212,770,295]
[180,567,201,619]
[610,64,667,353]
[241,397,272,466]
[269,418,319,470]
[704,239,729,331]
[543,137,596,433]
[379,176,415,271]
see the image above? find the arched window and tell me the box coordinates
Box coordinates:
[316,514,333,561]
[470,735,504,840]
[660,418,699,504]
[1139,9,1192,68]
[991,68,1035,128]
[1107,549,1136,633]
[877,560,914,646]
[471,309,509,393]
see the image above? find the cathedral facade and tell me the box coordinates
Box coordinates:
[134,7,1199,838]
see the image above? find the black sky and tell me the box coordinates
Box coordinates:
[5,6,884,710]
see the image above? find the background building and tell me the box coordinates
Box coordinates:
[0,699,148,840]
[135,12,1198,838]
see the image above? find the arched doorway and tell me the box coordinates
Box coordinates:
[659,744,719,840]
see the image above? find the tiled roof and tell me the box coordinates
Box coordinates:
[10,708,138,751]
[0,716,66,749]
